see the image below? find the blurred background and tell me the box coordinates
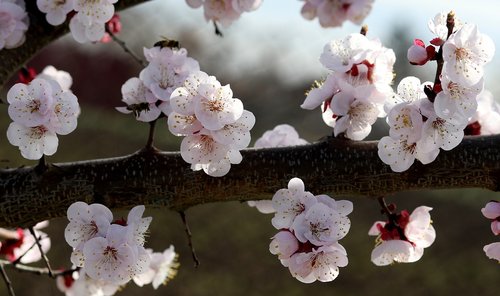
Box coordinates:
[1,0,500,295]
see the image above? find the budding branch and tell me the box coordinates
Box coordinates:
[1,135,500,227]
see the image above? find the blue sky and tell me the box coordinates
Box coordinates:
[122,0,500,92]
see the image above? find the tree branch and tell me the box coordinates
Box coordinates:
[0,0,150,87]
[1,135,500,227]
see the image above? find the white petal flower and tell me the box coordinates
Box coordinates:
[301,75,339,110]
[269,231,299,260]
[73,0,115,24]
[126,205,152,247]
[404,206,436,248]
[140,47,200,109]
[443,24,495,87]
[418,111,465,152]
[69,13,106,43]
[0,0,28,50]
[7,79,54,127]
[64,201,113,262]
[6,123,58,160]
[435,75,483,119]
[133,246,179,289]
[117,77,161,122]
[371,240,424,266]
[331,93,379,141]
[36,0,74,26]
[167,112,203,136]
[13,222,51,264]
[483,242,500,263]
[387,103,424,144]
[288,243,348,283]
[428,11,463,45]
[292,202,351,246]
[378,136,439,172]
[180,131,230,165]
[247,200,275,214]
[255,124,308,148]
[82,224,140,285]
[37,66,73,92]
[271,178,317,230]
[194,84,244,130]
[319,33,371,73]
[468,90,500,135]
[210,110,255,149]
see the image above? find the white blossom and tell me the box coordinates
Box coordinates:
[0,0,28,50]
[483,242,500,263]
[287,243,348,283]
[36,0,74,26]
[133,246,179,289]
[83,224,149,285]
[271,178,316,230]
[292,202,351,246]
[443,24,494,87]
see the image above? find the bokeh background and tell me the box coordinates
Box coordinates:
[1,0,500,295]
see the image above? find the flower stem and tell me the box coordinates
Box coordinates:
[106,28,146,67]
[0,263,16,296]
[179,211,200,268]
[145,120,157,150]
[28,227,54,278]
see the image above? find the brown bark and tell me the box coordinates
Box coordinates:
[1,135,500,228]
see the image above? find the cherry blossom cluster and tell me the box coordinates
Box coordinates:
[481,201,500,263]
[368,205,435,265]
[378,13,495,172]
[248,124,308,214]
[269,178,352,283]
[185,0,262,28]
[168,70,255,177]
[36,0,119,43]
[300,0,373,28]
[64,202,154,287]
[116,44,200,122]
[62,203,179,295]
[56,246,178,295]
[0,221,51,264]
[0,0,28,50]
[302,33,395,140]
[6,67,79,160]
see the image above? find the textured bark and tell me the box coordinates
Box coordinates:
[1,135,500,227]
[0,0,149,87]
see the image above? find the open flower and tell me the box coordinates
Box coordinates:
[133,246,179,289]
[369,206,436,266]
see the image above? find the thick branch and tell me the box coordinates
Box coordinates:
[1,135,500,227]
[0,0,149,87]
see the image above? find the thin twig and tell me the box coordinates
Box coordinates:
[28,227,53,278]
[179,211,200,267]
[376,197,407,240]
[0,264,16,296]
[0,259,77,277]
[145,120,157,149]
[106,28,146,67]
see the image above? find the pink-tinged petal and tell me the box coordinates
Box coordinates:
[247,200,275,214]
[371,240,416,266]
[481,201,500,220]
[269,231,299,259]
[483,242,500,262]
